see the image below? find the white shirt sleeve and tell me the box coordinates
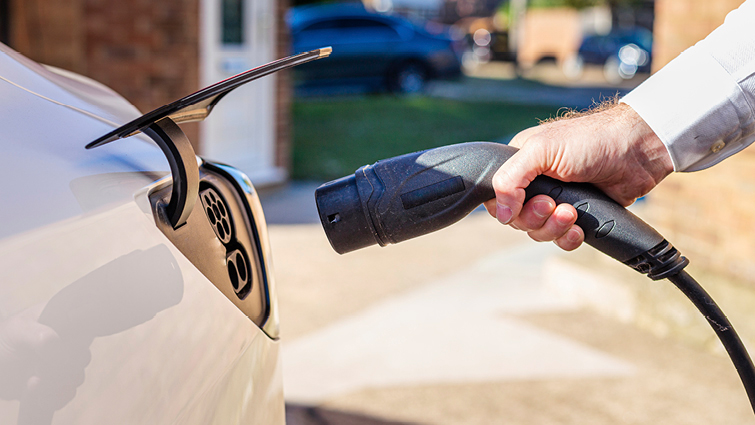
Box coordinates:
[621,0,755,172]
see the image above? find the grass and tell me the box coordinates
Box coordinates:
[291,96,561,180]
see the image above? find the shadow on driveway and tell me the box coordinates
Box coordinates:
[286,404,418,425]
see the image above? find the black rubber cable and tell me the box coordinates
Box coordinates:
[667,270,755,414]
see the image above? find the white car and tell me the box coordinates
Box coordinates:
[0,42,329,424]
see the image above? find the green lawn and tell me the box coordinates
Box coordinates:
[292,96,561,180]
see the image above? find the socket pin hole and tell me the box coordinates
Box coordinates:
[226,248,252,299]
[200,187,234,245]
[236,252,247,281]
[328,213,341,224]
[228,261,239,290]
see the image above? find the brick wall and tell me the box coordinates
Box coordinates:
[8,0,86,74]
[652,0,743,69]
[9,0,202,149]
[644,150,755,286]
[7,0,292,169]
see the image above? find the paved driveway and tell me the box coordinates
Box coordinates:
[259,185,754,425]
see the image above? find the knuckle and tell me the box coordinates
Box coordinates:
[509,219,529,232]
[527,227,556,243]
[553,205,577,226]
[529,233,547,243]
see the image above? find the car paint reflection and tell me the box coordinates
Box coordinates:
[1,245,182,425]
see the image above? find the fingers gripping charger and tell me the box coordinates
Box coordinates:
[316,142,684,278]
[315,141,755,415]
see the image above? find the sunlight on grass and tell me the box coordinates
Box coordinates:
[292,96,560,180]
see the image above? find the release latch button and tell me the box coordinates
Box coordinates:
[595,220,615,239]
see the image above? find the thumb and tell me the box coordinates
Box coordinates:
[492,141,549,224]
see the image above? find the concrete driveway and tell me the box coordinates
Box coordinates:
[259,184,754,425]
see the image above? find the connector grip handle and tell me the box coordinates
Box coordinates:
[315,142,666,264]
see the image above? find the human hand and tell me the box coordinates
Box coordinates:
[483,102,674,250]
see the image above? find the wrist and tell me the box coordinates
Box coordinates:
[615,103,674,180]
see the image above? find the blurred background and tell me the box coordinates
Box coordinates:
[4,0,755,423]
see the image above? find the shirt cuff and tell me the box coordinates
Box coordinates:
[621,46,752,172]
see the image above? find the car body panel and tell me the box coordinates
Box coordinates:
[0,46,166,240]
[0,197,284,424]
[0,45,284,424]
[0,43,142,127]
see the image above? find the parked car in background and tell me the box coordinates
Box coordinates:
[563,27,652,83]
[289,3,463,94]
[0,42,289,424]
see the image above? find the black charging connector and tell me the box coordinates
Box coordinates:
[316,142,670,265]
[315,141,755,417]
[624,239,689,280]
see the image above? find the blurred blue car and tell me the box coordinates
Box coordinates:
[288,3,463,93]
[566,28,652,83]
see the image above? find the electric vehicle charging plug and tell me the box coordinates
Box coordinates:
[315,142,687,279]
[315,141,755,415]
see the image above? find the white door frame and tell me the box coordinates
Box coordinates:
[199,0,284,186]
